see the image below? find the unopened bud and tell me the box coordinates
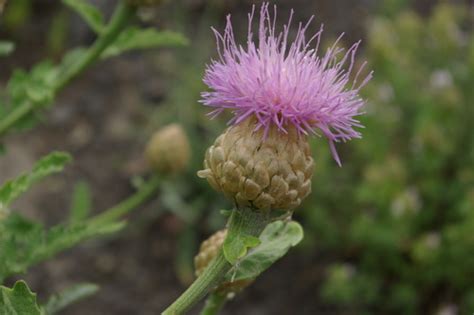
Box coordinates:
[198,118,314,211]
[194,229,253,294]
[146,124,190,174]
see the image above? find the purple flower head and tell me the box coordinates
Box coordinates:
[201,3,372,166]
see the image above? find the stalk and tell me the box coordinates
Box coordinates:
[162,207,269,315]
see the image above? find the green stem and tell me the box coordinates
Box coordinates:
[0,1,136,137]
[162,207,269,315]
[89,175,161,226]
[199,293,227,315]
[55,1,135,90]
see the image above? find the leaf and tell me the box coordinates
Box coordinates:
[44,283,99,314]
[0,151,72,206]
[2,61,59,133]
[0,41,15,57]
[0,213,125,281]
[102,27,188,58]
[223,211,262,264]
[0,280,43,315]
[69,181,92,223]
[226,221,304,282]
[62,0,104,34]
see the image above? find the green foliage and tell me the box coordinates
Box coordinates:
[44,283,99,314]
[223,210,262,264]
[228,220,303,282]
[0,280,43,315]
[299,3,474,314]
[0,152,71,206]
[102,27,189,58]
[62,0,104,34]
[0,213,124,281]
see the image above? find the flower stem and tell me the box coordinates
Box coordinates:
[0,1,136,138]
[88,175,161,226]
[162,207,269,315]
[199,293,227,315]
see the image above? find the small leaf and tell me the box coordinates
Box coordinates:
[223,210,263,264]
[0,151,72,206]
[0,280,43,315]
[44,283,99,314]
[62,0,104,33]
[102,27,188,58]
[0,41,15,57]
[69,181,92,223]
[226,221,304,282]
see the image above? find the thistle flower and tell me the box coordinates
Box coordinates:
[199,3,371,211]
[201,3,372,166]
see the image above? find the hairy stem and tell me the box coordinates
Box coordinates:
[0,1,136,137]
[162,207,269,315]
[199,293,227,315]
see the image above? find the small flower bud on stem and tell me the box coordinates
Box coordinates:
[146,124,191,175]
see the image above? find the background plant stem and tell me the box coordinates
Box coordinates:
[0,1,136,138]
[88,175,161,226]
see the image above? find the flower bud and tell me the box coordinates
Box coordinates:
[198,118,314,211]
[145,124,190,175]
[194,229,253,295]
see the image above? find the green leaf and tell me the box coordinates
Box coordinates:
[62,0,104,34]
[0,213,125,281]
[0,151,72,206]
[0,41,15,57]
[0,280,43,315]
[69,181,92,223]
[44,283,99,314]
[3,61,59,133]
[102,27,188,58]
[226,221,304,282]
[223,227,261,264]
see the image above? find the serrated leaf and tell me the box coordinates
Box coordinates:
[69,181,92,223]
[0,41,15,57]
[226,221,304,282]
[0,280,43,315]
[62,0,104,34]
[102,27,188,58]
[2,61,59,133]
[0,213,125,281]
[44,283,99,314]
[0,151,72,206]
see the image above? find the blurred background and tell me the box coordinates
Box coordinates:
[0,0,473,314]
